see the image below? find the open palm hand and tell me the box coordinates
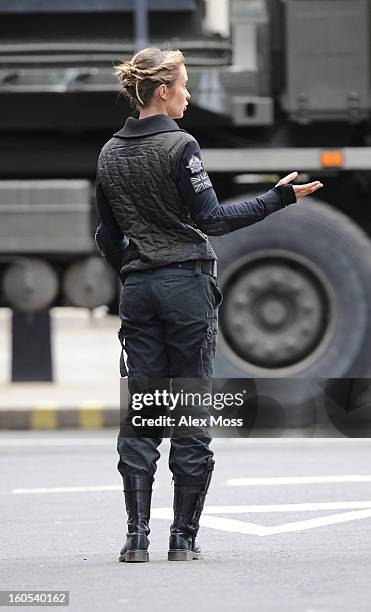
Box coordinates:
[275,171,323,200]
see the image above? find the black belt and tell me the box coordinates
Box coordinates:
[151,260,217,278]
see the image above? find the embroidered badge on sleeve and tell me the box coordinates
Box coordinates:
[186,155,203,174]
[190,171,213,194]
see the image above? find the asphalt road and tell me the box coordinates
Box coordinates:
[1,432,371,611]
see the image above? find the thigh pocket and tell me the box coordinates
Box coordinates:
[210,277,223,309]
[201,317,218,379]
[117,325,128,377]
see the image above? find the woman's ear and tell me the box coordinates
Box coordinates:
[157,83,168,101]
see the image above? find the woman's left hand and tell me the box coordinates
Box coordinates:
[275,171,323,200]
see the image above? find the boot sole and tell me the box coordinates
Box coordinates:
[119,550,149,563]
[168,550,201,561]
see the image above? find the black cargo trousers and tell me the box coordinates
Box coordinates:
[117,262,223,479]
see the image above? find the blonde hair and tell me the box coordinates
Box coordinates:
[114,47,185,110]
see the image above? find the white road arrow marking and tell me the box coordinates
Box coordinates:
[200,509,371,536]
[151,501,371,536]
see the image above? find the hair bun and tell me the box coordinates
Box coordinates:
[113,47,185,110]
[113,61,137,99]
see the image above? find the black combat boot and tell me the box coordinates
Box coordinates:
[168,458,214,561]
[119,473,153,563]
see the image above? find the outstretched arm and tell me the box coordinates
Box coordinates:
[175,142,323,236]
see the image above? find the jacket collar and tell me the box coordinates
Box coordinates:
[113,114,183,139]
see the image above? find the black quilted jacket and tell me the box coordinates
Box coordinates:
[96,117,216,275]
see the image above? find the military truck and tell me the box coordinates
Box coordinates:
[1,0,371,386]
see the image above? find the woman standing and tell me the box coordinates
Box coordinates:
[95,47,323,563]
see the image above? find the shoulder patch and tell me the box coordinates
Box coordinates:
[186,155,203,174]
[190,171,213,194]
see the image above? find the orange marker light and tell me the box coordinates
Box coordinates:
[320,150,344,168]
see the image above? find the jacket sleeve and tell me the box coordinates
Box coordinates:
[175,141,297,236]
[95,181,128,276]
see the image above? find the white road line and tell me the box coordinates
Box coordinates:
[10,477,371,495]
[151,501,371,518]
[151,502,371,536]
[9,482,371,534]
[227,475,371,486]
[12,485,123,494]
[202,516,267,537]
[200,509,371,536]
[190,501,371,513]
[12,483,159,494]
[264,509,371,535]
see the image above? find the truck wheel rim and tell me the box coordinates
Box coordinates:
[219,251,335,372]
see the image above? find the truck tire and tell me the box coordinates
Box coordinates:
[211,198,371,380]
